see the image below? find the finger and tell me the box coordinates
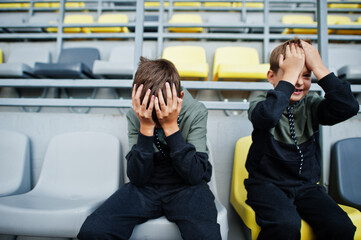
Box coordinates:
[177,97,183,113]
[141,89,151,111]
[154,96,162,117]
[132,84,143,109]
[285,44,291,57]
[165,82,172,107]
[132,84,136,99]
[158,89,166,110]
[147,95,155,112]
[172,83,178,109]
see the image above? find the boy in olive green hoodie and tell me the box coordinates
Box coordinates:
[78,57,221,240]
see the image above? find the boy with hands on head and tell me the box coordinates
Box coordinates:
[77,57,221,240]
[245,39,359,240]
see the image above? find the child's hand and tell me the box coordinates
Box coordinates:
[301,40,330,80]
[132,84,156,136]
[155,82,183,136]
[279,43,305,86]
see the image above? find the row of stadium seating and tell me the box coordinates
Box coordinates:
[0,45,359,82]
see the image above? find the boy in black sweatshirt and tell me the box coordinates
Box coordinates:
[77,57,221,240]
[245,39,359,239]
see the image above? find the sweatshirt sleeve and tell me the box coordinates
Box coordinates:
[165,110,212,185]
[316,72,359,125]
[249,81,295,130]
[125,111,154,186]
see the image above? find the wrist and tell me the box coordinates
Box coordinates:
[312,64,330,80]
[140,124,155,136]
[282,71,299,85]
[162,122,179,137]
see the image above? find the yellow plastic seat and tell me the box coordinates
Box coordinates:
[232,2,264,8]
[204,2,232,7]
[91,14,129,33]
[230,136,361,240]
[144,1,169,7]
[0,2,23,8]
[0,48,3,64]
[281,15,318,34]
[168,14,203,33]
[46,14,94,33]
[162,46,209,80]
[173,1,201,7]
[212,47,269,81]
[51,1,85,8]
[328,0,360,9]
[331,15,361,35]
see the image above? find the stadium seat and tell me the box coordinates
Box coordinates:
[212,46,269,81]
[0,131,121,238]
[231,136,361,240]
[204,2,232,7]
[329,48,361,78]
[329,137,361,211]
[333,16,361,35]
[127,141,228,240]
[328,0,360,9]
[0,48,3,63]
[0,47,51,111]
[281,15,318,34]
[0,130,31,197]
[91,13,130,33]
[173,1,201,7]
[46,14,94,33]
[162,46,209,80]
[34,47,100,113]
[144,1,169,7]
[51,1,85,8]
[93,45,153,79]
[168,14,203,33]
[232,2,264,8]
[208,14,245,33]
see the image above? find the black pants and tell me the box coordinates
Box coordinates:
[77,182,221,240]
[246,182,356,240]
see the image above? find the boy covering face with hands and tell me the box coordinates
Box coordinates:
[78,57,221,240]
[244,39,359,239]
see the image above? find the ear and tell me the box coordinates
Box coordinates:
[267,70,278,87]
[180,91,184,99]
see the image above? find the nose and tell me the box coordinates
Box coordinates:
[295,75,303,87]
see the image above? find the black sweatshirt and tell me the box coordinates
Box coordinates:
[125,88,212,186]
[246,73,359,187]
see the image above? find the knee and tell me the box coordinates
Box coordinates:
[327,217,356,238]
[259,217,301,239]
[77,216,107,240]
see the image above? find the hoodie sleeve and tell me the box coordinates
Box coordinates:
[249,81,295,130]
[315,73,359,125]
[166,106,212,185]
[125,110,154,186]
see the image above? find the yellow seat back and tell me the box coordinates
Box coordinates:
[213,47,267,81]
[92,14,129,33]
[173,1,201,7]
[168,14,203,33]
[0,48,3,64]
[204,2,232,7]
[162,46,209,80]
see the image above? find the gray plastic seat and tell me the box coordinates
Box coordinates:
[0,129,31,197]
[0,47,52,112]
[337,65,361,84]
[93,45,153,79]
[34,47,101,113]
[34,47,100,79]
[0,131,122,237]
[329,137,361,211]
[0,47,51,78]
[329,48,361,76]
[126,141,229,240]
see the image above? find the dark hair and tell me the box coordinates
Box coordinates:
[269,38,311,73]
[133,57,181,123]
